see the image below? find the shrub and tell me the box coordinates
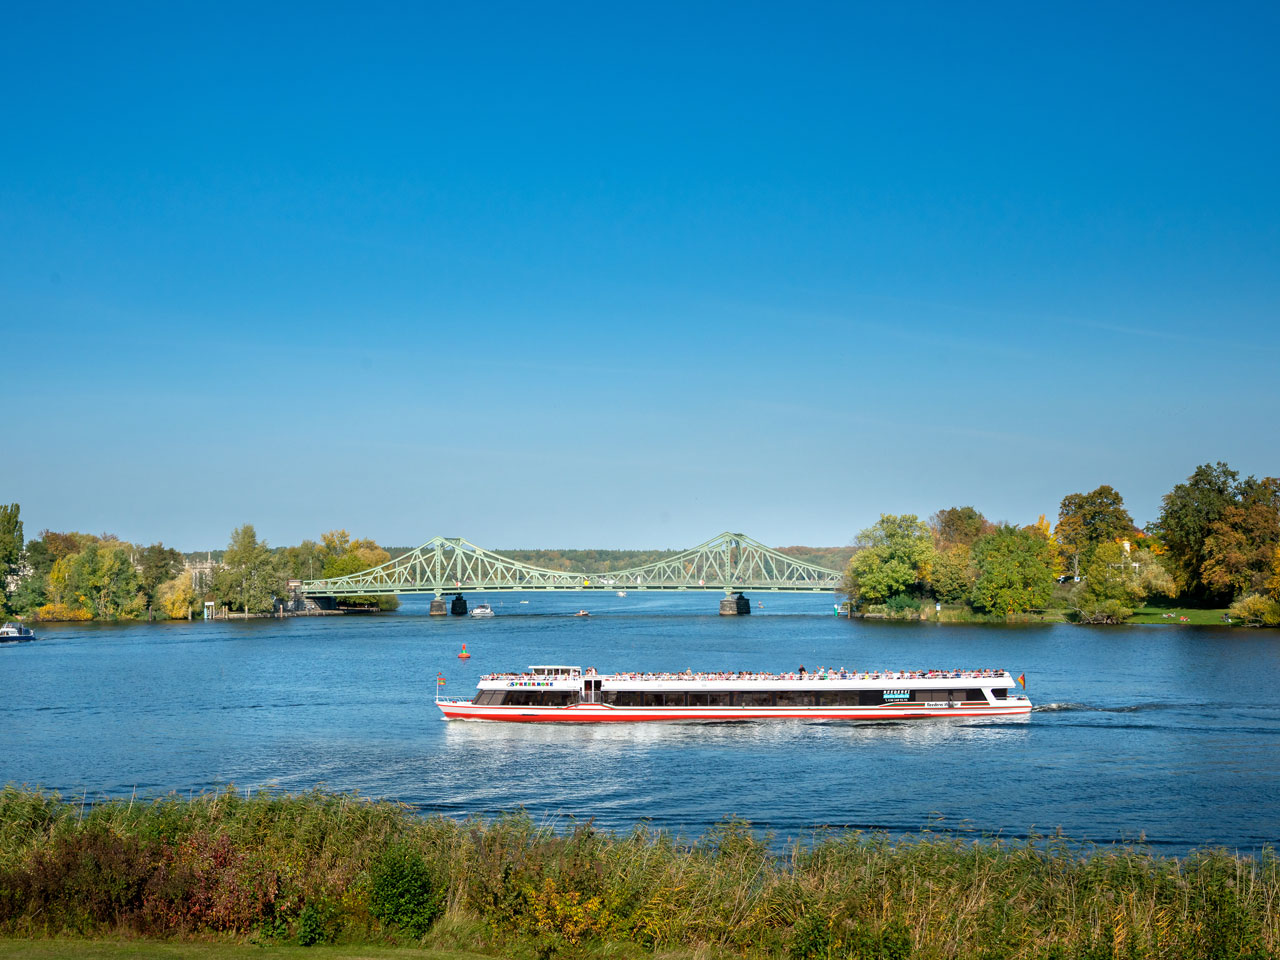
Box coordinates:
[1228,594,1280,626]
[32,602,92,622]
[10,825,154,931]
[296,897,340,945]
[368,844,445,938]
[884,594,922,614]
[791,911,913,960]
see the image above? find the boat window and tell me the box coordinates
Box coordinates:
[611,691,641,707]
[775,690,812,706]
[707,692,732,706]
[738,691,774,707]
[688,692,710,706]
[504,691,575,706]
[642,693,663,707]
[825,692,860,706]
[991,687,1008,700]
[475,691,504,706]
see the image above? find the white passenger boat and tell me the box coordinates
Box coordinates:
[436,664,1031,722]
[469,604,495,618]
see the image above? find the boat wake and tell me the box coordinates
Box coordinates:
[1033,701,1186,714]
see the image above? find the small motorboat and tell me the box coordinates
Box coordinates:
[616,591,627,598]
[469,604,495,618]
[0,622,37,643]
[574,610,590,617]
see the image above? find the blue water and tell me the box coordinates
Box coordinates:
[2,593,1277,854]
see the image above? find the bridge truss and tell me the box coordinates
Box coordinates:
[299,532,843,598]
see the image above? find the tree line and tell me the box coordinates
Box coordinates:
[841,461,1280,625]
[0,512,399,621]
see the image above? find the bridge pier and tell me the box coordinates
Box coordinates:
[719,592,752,615]
[429,596,447,616]
[449,593,468,616]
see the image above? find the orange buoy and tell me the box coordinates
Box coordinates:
[458,643,471,659]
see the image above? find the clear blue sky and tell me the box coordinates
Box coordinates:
[3,2,1277,551]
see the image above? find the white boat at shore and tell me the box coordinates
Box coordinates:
[437,664,1031,723]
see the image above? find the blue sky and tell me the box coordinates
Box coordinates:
[3,2,1277,550]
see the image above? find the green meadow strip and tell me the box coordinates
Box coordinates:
[0,787,1275,959]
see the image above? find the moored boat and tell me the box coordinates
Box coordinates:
[436,664,1031,722]
[0,622,38,643]
[469,604,495,618]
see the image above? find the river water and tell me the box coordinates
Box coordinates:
[3,593,1277,854]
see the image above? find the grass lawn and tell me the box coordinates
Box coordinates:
[1128,605,1231,625]
[0,942,494,960]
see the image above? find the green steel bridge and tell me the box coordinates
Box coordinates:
[298,532,844,615]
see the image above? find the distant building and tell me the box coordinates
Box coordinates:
[184,553,221,593]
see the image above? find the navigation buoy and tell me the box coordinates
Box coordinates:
[458,644,471,659]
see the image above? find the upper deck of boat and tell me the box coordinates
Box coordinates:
[475,666,1016,690]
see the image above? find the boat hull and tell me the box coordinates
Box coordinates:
[436,701,1031,722]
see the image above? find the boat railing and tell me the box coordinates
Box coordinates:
[477,669,1009,683]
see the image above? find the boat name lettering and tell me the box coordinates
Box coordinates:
[883,689,910,700]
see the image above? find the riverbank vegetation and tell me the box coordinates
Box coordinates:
[0,788,1275,959]
[4,461,1276,626]
[841,462,1280,626]
[0,514,398,623]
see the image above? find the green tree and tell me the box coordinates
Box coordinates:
[319,532,399,611]
[0,503,22,616]
[842,515,934,606]
[1200,477,1280,599]
[929,506,992,550]
[284,539,325,581]
[970,526,1056,615]
[927,544,975,603]
[213,524,286,614]
[1071,542,1175,623]
[1055,485,1135,579]
[138,543,182,615]
[1151,462,1241,599]
[50,541,145,619]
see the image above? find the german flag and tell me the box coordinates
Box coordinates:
[1016,673,1026,689]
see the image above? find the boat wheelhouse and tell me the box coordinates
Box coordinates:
[436,665,1031,722]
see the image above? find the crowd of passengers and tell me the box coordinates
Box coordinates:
[479,667,1007,682]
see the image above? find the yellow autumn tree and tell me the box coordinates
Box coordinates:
[155,574,196,619]
[1267,546,1280,601]
[1026,514,1066,578]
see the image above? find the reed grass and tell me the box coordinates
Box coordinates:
[0,787,1274,959]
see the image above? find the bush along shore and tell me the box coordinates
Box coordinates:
[0,788,1276,960]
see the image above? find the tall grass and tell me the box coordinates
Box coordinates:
[0,787,1274,959]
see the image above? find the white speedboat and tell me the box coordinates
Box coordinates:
[437,665,1032,722]
[469,603,495,618]
[0,623,37,643]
